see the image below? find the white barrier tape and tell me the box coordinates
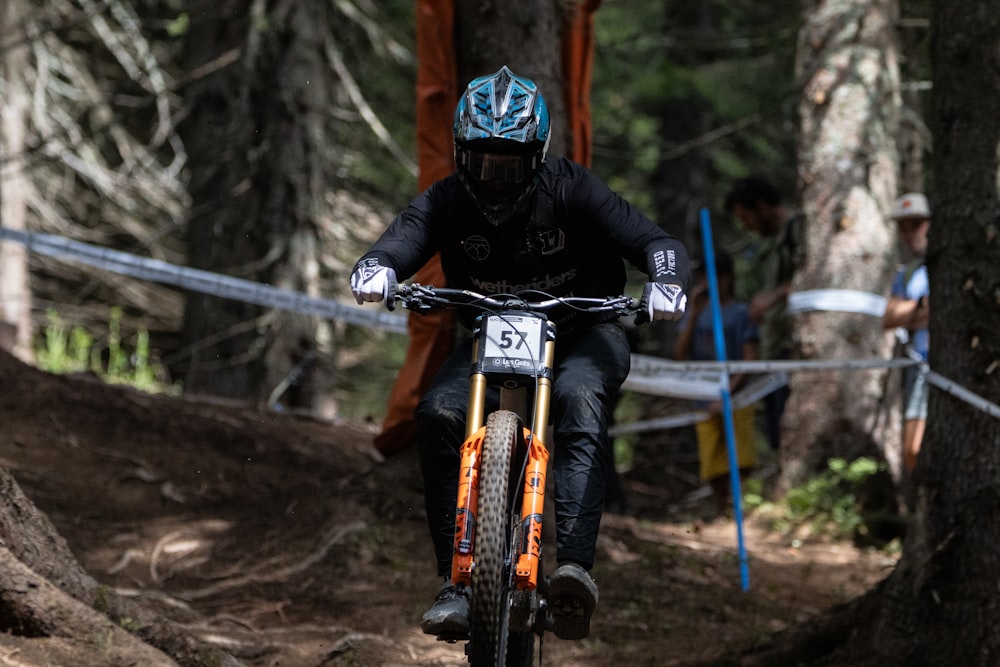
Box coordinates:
[616,365,998,437]
[611,372,787,436]
[630,353,920,375]
[735,372,789,408]
[6,227,996,423]
[925,369,1000,419]
[623,369,724,400]
[788,289,887,317]
[610,409,710,435]
[0,227,409,335]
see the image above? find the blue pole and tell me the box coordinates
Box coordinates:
[699,206,750,592]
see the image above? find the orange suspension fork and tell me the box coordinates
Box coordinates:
[452,354,489,587]
[514,336,555,590]
[515,429,549,590]
[451,426,485,587]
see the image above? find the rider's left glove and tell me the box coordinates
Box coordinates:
[350,258,397,305]
[643,282,687,321]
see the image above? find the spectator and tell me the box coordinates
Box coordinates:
[724,176,803,452]
[882,192,931,472]
[674,251,760,517]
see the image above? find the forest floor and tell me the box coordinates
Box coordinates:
[0,350,899,666]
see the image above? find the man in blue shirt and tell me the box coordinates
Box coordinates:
[882,192,930,472]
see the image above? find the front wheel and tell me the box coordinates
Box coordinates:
[467,411,535,666]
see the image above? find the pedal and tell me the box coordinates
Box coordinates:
[435,631,469,643]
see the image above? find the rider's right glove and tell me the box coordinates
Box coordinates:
[642,282,687,321]
[350,258,397,306]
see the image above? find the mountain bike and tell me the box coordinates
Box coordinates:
[391,282,641,667]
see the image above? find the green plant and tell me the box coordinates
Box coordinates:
[742,476,766,510]
[37,309,92,374]
[36,309,178,395]
[92,584,109,614]
[759,457,881,541]
[611,392,647,471]
[118,616,140,631]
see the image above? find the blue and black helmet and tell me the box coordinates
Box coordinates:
[453,66,551,223]
[453,65,551,149]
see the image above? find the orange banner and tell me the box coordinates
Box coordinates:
[375,0,601,455]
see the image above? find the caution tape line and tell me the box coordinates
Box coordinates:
[630,354,920,376]
[788,289,888,317]
[5,227,997,423]
[612,373,787,436]
[618,362,1000,435]
[926,369,1000,420]
[0,228,408,335]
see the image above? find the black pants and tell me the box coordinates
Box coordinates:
[415,322,631,577]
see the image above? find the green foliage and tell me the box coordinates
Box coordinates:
[37,310,92,375]
[741,476,766,509]
[118,616,140,631]
[330,0,418,207]
[166,13,189,38]
[592,0,801,232]
[92,585,109,614]
[750,457,882,542]
[36,309,178,395]
[612,392,647,470]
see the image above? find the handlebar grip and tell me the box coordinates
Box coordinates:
[384,273,399,311]
[634,286,651,325]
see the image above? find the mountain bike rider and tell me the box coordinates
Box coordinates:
[350,65,690,641]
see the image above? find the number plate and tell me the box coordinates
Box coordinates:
[480,314,545,374]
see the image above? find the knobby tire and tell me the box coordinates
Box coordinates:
[468,411,535,667]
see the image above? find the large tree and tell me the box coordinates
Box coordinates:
[729,1,1000,664]
[0,0,33,360]
[780,0,901,488]
[866,0,1000,661]
[454,2,567,154]
[178,1,414,412]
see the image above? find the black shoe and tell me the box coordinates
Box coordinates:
[547,563,598,640]
[420,581,471,637]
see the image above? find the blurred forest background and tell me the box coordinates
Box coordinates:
[0,0,931,413]
[3,2,1000,663]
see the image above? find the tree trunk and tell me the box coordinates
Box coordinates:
[782,0,901,488]
[178,1,338,411]
[870,1,1000,663]
[0,0,34,361]
[0,410,240,667]
[896,7,931,194]
[454,1,568,157]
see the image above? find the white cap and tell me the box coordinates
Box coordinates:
[890,192,931,220]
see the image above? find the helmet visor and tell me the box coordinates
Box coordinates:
[458,148,539,185]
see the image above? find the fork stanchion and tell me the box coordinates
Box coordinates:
[700,206,751,592]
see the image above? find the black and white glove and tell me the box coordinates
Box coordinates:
[350,259,397,307]
[642,282,687,322]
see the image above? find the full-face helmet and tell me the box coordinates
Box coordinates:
[453,65,551,224]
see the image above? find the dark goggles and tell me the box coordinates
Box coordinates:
[457,147,541,184]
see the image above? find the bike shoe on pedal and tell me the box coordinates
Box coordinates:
[420,580,471,637]
[547,562,599,640]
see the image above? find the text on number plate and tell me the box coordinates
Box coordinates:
[482,315,544,370]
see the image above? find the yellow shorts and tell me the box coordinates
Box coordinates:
[695,404,758,482]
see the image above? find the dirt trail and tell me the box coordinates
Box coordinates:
[0,352,896,666]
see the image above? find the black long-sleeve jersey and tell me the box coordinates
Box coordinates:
[356,157,690,331]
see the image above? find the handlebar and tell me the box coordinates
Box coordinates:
[389,282,641,319]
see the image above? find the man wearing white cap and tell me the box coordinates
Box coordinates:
[882,192,931,472]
